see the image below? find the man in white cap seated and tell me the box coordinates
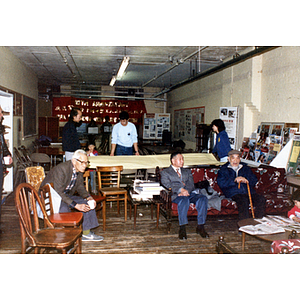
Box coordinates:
[217,149,266,221]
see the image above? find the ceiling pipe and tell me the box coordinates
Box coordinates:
[153,46,278,97]
[66,46,84,81]
[32,53,61,83]
[53,93,167,102]
[56,47,84,83]
[142,46,208,87]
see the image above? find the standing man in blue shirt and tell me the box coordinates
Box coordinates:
[110,111,139,156]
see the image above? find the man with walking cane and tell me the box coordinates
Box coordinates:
[217,150,266,221]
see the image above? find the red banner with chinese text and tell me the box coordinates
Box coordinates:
[52,96,147,125]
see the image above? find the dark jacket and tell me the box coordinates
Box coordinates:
[62,121,81,152]
[40,160,90,206]
[0,126,11,161]
[212,130,232,159]
[217,162,258,198]
[161,165,195,201]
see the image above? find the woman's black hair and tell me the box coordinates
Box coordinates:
[210,118,226,132]
[69,107,81,121]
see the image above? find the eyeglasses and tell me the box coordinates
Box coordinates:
[75,158,90,165]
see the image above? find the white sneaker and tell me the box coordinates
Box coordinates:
[82,231,104,242]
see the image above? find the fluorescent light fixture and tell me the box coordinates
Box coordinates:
[109,76,116,86]
[116,56,130,79]
[109,56,130,86]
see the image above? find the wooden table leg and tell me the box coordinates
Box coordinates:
[150,203,153,220]
[134,204,137,229]
[102,200,106,231]
[129,202,132,220]
[124,197,127,222]
[156,203,160,228]
[242,232,245,251]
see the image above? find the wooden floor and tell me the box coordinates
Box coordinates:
[0,193,272,254]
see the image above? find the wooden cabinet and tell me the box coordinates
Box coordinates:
[38,117,59,141]
[195,124,211,152]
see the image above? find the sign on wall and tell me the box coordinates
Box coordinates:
[52,96,146,125]
[143,113,170,139]
[174,106,205,142]
[220,106,238,149]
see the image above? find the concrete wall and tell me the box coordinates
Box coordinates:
[167,46,300,151]
[0,47,38,99]
[0,47,39,149]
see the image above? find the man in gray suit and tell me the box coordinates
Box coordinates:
[41,149,103,242]
[161,152,209,240]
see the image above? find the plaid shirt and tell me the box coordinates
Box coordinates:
[64,166,78,194]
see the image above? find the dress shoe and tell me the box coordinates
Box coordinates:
[196,224,209,238]
[179,225,187,240]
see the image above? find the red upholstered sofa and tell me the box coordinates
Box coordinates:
[157,165,292,231]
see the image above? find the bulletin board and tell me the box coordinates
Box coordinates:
[174,106,205,142]
[220,106,238,149]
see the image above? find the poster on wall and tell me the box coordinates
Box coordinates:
[219,106,238,149]
[143,113,156,139]
[143,113,170,139]
[174,106,205,142]
[156,113,170,139]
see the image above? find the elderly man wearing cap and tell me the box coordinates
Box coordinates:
[217,149,266,221]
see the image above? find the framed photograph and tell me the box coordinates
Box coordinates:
[271,123,284,136]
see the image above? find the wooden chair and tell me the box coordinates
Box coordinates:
[40,183,83,229]
[96,166,128,221]
[25,166,83,229]
[83,170,106,230]
[216,236,238,254]
[14,183,82,254]
[30,153,51,173]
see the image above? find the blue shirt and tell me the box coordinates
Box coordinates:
[111,121,138,147]
[212,130,232,159]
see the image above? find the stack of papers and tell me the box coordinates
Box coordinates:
[133,180,164,200]
[257,215,300,233]
[239,223,285,235]
[239,215,300,235]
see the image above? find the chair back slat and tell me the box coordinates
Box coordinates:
[83,170,90,191]
[96,166,123,189]
[40,183,55,216]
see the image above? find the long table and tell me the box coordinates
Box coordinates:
[88,153,222,170]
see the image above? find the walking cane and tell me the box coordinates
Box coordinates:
[238,181,255,218]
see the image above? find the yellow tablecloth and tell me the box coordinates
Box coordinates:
[89,153,222,170]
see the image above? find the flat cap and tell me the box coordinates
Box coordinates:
[228,149,242,156]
